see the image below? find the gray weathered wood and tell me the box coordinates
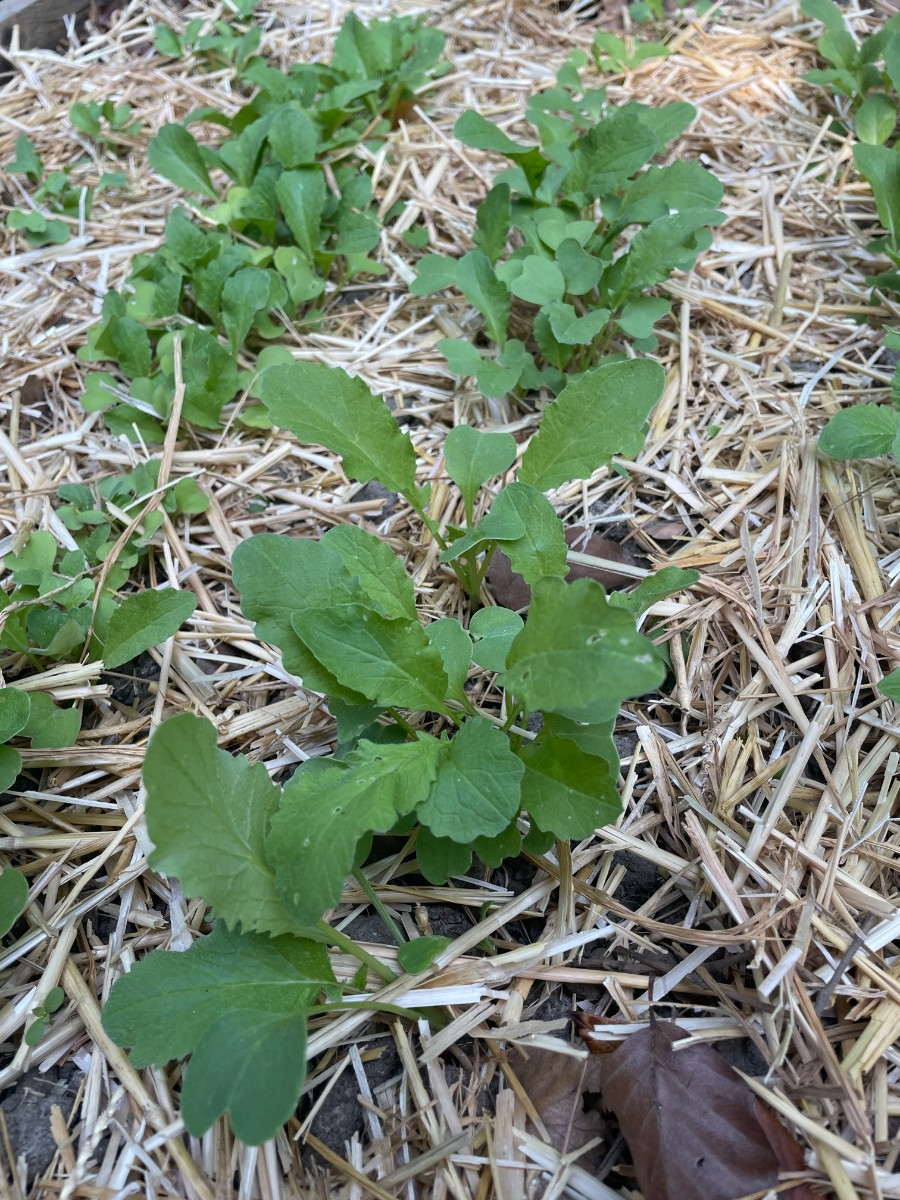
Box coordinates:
[0,0,91,49]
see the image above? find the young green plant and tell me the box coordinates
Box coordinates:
[102,357,698,1144]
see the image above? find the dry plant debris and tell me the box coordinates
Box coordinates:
[2,0,900,1196]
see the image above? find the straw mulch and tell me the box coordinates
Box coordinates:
[2,0,900,1195]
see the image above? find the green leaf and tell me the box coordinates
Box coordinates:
[291,605,449,712]
[475,358,523,398]
[819,405,900,459]
[416,826,472,884]
[256,363,419,498]
[485,484,568,585]
[616,296,672,340]
[879,669,900,700]
[469,606,523,672]
[457,251,510,347]
[276,168,326,261]
[0,688,30,744]
[545,300,610,345]
[0,870,27,937]
[410,254,458,296]
[221,267,270,354]
[454,110,537,159]
[396,935,453,974]
[148,124,217,199]
[502,576,665,724]
[621,161,724,217]
[183,1009,309,1144]
[232,534,370,702]
[268,738,442,923]
[438,338,483,378]
[143,713,299,935]
[103,588,197,669]
[858,94,898,146]
[567,110,659,201]
[609,566,699,617]
[520,735,620,838]
[154,25,183,56]
[802,0,848,36]
[519,358,665,491]
[444,425,517,516]
[555,239,604,295]
[20,693,80,749]
[425,619,472,699]
[853,144,900,251]
[267,107,318,167]
[103,923,337,1142]
[0,747,22,793]
[474,183,511,264]
[6,135,43,182]
[418,718,523,843]
[473,820,521,867]
[322,525,417,621]
[508,257,566,306]
[605,210,723,308]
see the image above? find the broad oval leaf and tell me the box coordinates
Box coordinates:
[444,424,517,515]
[268,738,442,923]
[521,734,620,838]
[502,576,665,724]
[818,404,900,459]
[144,713,298,936]
[519,358,665,491]
[255,362,419,498]
[0,688,30,744]
[418,717,524,843]
[103,588,197,669]
[148,124,217,199]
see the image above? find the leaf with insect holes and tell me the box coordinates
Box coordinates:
[418,717,524,842]
[255,363,419,498]
[519,358,664,491]
[444,425,517,516]
[143,713,306,937]
[521,734,620,838]
[148,124,217,198]
[502,577,665,724]
[457,251,511,346]
[819,404,900,459]
[102,923,338,1144]
[103,589,197,669]
[268,737,442,923]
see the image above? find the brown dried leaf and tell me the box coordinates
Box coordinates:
[576,1018,817,1200]
[487,527,638,612]
[510,1046,607,1172]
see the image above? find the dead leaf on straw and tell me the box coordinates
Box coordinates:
[510,1045,607,1172]
[575,1016,818,1200]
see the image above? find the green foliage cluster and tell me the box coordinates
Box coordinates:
[70,99,142,146]
[5,135,125,247]
[412,54,723,397]
[102,357,699,1144]
[803,0,900,459]
[0,462,207,786]
[77,12,448,437]
[7,11,717,1150]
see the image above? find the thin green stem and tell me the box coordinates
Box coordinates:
[352,867,407,948]
[317,920,397,984]
[387,707,418,738]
